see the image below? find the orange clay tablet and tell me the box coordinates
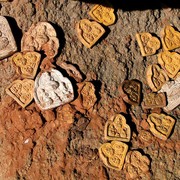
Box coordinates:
[124,150,151,179]
[99,141,128,171]
[104,114,131,142]
[146,64,169,92]
[147,113,175,140]
[161,26,180,50]
[10,51,41,79]
[76,19,105,48]
[158,51,180,79]
[21,22,59,58]
[89,4,116,26]
[141,92,166,109]
[136,32,160,56]
[6,79,34,108]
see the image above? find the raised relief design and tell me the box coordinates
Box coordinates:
[147,113,175,140]
[124,151,150,179]
[159,75,180,111]
[10,52,41,79]
[104,114,131,142]
[80,82,97,110]
[21,22,59,58]
[57,61,83,82]
[138,130,153,147]
[89,5,116,26]
[76,19,105,48]
[6,79,34,108]
[158,51,180,79]
[0,16,17,59]
[136,32,160,56]
[141,92,166,109]
[146,64,169,92]
[34,69,74,110]
[99,141,128,170]
[119,79,141,105]
[161,26,180,50]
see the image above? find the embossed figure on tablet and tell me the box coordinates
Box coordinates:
[34,69,74,110]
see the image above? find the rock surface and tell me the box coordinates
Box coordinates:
[0,0,179,179]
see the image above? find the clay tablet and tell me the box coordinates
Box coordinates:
[104,114,131,142]
[161,26,180,51]
[99,141,128,170]
[136,32,160,56]
[10,51,41,79]
[119,79,141,105]
[146,64,169,92]
[89,4,116,26]
[6,79,34,108]
[21,22,59,58]
[76,19,105,48]
[158,51,180,79]
[34,69,74,110]
[147,113,175,140]
[142,92,166,109]
[0,16,17,59]
[124,150,151,179]
[159,75,180,111]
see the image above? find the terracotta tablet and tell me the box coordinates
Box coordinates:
[147,113,175,140]
[10,51,41,79]
[161,26,180,51]
[21,22,59,58]
[136,32,160,56]
[138,130,153,147]
[142,92,166,109]
[104,114,131,142]
[34,69,74,110]
[76,19,105,48]
[158,51,180,79]
[89,4,116,26]
[124,150,150,179]
[6,79,34,108]
[99,141,128,171]
[159,75,180,111]
[0,16,17,59]
[146,64,169,92]
[119,79,141,105]
[80,82,97,110]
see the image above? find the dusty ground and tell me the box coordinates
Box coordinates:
[0,0,180,179]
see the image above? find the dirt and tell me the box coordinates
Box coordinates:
[0,0,180,180]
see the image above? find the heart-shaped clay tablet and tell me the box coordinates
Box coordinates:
[136,32,160,56]
[21,22,59,58]
[76,19,105,48]
[34,69,74,110]
[141,92,166,109]
[146,64,169,92]
[124,150,150,179]
[10,52,41,79]
[89,4,116,26]
[147,113,175,140]
[0,16,17,59]
[6,79,34,108]
[104,114,131,142]
[161,26,180,50]
[119,79,141,105]
[158,51,180,79]
[99,141,128,171]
